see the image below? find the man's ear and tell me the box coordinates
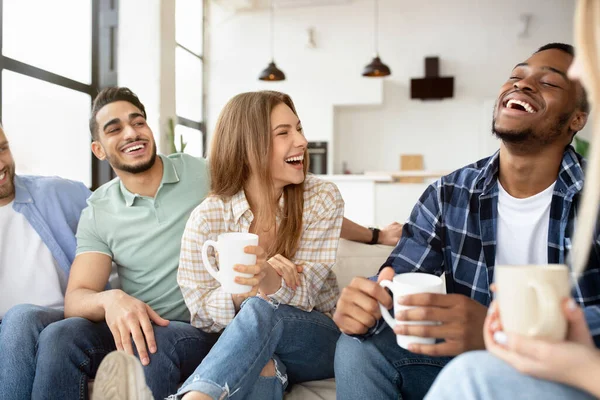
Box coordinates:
[91,141,106,161]
[570,111,588,133]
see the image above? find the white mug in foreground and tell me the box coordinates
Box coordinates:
[201,232,259,294]
[378,273,445,350]
[495,264,570,341]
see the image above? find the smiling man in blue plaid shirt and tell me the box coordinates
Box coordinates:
[333,43,600,400]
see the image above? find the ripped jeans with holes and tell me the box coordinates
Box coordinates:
[173,297,340,400]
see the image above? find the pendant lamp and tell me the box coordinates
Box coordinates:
[259,0,286,81]
[362,0,391,77]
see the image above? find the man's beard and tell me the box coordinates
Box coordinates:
[106,143,158,174]
[0,165,15,202]
[492,109,572,146]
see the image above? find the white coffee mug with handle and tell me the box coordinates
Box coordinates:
[201,232,259,294]
[378,273,445,349]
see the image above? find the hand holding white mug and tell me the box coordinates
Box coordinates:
[201,232,263,294]
[232,245,269,291]
[378,273,445,349]
[485,296,599,395]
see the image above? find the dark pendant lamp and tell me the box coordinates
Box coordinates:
[259,0,286,81]
[362,0,391,77]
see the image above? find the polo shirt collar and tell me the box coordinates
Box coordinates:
[119,154,180,207]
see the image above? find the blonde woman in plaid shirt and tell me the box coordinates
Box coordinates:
[174,91,344,400]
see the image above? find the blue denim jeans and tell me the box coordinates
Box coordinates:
[335,324,452,400]
[0,304,64,400]
[175,297,341,400]
[31,317,219,400]
[425,350,596,400]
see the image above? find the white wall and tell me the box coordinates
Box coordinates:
[207,0,582,175]
[118,0,176,154]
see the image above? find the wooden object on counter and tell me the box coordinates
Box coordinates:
[399,154,424,183]
[364,170,450,181]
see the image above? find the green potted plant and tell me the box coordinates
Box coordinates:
[166,117,187,154]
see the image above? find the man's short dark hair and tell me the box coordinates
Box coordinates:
[535,42,575,56]
[535,43,590,114]
[89,87,147,140]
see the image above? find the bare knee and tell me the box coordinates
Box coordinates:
[182,392,212,400]
[259,359,276,377]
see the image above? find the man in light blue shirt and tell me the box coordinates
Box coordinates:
[0,125,91,400]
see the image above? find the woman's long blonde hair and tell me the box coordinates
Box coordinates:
[209,91,309,259]
[572,0,600,277]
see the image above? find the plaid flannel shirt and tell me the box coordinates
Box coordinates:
[178,175,344,333]
[370,146,600,338]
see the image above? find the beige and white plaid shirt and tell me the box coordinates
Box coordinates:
[178,175,344,333]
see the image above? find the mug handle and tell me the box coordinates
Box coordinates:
[378,280,397,329]
[201,240,221,283]
[528,281,559,337]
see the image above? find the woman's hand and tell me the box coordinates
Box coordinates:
[231,245,269,295]
[267,254,303,290]
[485,297,600,395]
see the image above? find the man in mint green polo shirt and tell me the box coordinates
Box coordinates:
[31,87,220,399]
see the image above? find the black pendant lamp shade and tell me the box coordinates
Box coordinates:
[362,56,391,77]
[363,0,391,78]
[259,0,285,81]
[259,61,286,81]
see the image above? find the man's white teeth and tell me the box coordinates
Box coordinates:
[507,99,536,114]
[285,155,304,163]
[0,172,5,181]
[124,144,144,153]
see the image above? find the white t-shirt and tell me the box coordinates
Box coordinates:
[0,201,65,319]
[494,181,556,266]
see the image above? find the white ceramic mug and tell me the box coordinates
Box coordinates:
[378,273,445,349]
[201,232,259,294]
[495,264,571,340]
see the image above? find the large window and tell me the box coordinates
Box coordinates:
[0,0,100,187]
[175,0,205,157]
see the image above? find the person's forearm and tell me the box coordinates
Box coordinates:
[64,288,121,321]
[341,217,372,244]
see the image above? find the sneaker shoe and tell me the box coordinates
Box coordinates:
[92,351,154,400]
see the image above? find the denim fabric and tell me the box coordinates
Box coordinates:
[425,351,596,400]
[175,297,340,400]
[31,317,218,399]
[335,325,452,400]
[0,305,64,400]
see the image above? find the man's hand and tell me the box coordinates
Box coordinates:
[103,290,170,366]
[394,293,487,356]
[379,222,403,246]
[333,267,395,335]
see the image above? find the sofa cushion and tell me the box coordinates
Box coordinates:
[332,239,393,289]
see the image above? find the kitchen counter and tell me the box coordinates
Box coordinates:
[313,174,430,227]
[315,174,393,182]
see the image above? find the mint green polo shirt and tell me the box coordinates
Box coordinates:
[76,153,209,321]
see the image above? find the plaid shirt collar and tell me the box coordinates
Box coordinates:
[476,145,585,196]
